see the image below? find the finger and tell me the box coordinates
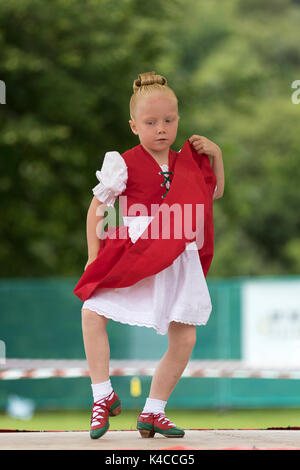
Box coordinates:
[191,140,203,150]
[195,139,206,148]
[193,142,204,151]
[189,135,200,143]
[193,135,205,141]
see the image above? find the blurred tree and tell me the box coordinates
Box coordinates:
[167,0,300,277]
[0,0,299,279]
[0,0,181,276]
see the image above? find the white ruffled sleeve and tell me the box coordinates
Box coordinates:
[92,151,128,206]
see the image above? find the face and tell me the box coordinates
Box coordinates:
[129,92,179,156]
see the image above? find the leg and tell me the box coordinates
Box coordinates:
[149,321,197,401]
[137,322,196,438]
[82,308,122,440]
[81,308,110,384]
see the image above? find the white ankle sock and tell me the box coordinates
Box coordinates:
[91,379,113,402]
[142,397,167,415]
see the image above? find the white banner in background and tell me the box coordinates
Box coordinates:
[242,280,300,367]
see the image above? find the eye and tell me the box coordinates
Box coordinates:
[146,121,154,125]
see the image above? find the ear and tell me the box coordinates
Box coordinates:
[129,119,138,135]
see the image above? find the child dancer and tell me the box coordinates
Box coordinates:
[74,71,224,439]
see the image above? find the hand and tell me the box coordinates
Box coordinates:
[189,135,221,158]
[84,257,97,270]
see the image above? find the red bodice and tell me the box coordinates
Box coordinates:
[74,140,216,302]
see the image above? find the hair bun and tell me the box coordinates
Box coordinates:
[133,71,167,92]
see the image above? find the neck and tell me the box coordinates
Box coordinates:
[141,144,169,164]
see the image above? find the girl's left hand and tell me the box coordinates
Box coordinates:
[189,135,221,158]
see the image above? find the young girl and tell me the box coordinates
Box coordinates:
[73,71,224,439]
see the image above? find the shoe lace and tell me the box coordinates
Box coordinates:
[91,391,114,426]
[155,413,176,427]
[141,412,176,428]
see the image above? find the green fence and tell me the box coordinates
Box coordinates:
[1,277,300,410]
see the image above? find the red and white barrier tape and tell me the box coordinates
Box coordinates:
[1,359,300,380]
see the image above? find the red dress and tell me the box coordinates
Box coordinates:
[74,140,216,334]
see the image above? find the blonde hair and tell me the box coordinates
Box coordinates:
[130,71,178,120]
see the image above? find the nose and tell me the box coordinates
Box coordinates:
[157,122,166,134]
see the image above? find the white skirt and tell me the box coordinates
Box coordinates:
[82,216,212,335]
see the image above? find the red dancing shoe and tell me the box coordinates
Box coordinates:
[137,412,185,438]
[90,391,122,439]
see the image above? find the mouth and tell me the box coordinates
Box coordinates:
[156,138,168,142]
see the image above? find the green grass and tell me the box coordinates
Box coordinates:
[1,408,300,431]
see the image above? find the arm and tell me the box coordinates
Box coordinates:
[189,135,225,199]
[84,151,127,270]
[210,148,224,199]
[85,196,107,269]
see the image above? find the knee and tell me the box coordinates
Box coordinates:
[169,323,197,354]
[182,329,197,352]
[82,308,109,329]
